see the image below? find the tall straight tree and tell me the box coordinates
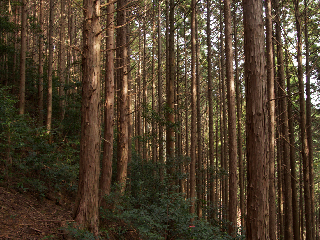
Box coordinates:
[295,0,312,238]
[73,0,102,235]
[59,0,66,121]
[19,0,27,115]
[243,0,268,238]
[190,0,196,218]
[233,1,244,230]
[166,0,175,167]
[224,0,238,234]
[38,0,44,125]
[116,0,129,193]
[265,0,276,238]
[47,0,54,132]
[305,0,315,237]
[100,0,115,200]
[274,0,293,237]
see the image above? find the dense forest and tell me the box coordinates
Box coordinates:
[0,0,320,238]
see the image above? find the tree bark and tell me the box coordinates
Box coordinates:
[265,0,276,239]
[295,0,312,238]
[46,0,54,131]
[38,0,44,125]
[100,0,115,200]
[59,0,66,121]
[116,0,129,193]
[19,0,27,115]
[190,0,196,218]
[243,0,269,238]
[274,0,293,237]
[73,0,102,234]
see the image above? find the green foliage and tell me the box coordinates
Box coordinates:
[63,223,98,240]
[100,152,240,240]
[0,86,79,197]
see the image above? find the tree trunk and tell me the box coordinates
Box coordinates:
[73,0,102,235]
[38,0,44,125]
[243,0,268,238]
[225,0,237,235]
[305,1,315,237]
[190,0,197,218]
[46,0,54,131]
[100,0,115,200]
[19,0,27,115]
[233,2,244,231]
[116,0,129,193]
[59,0,66,121]
[265,0,276,239]
[166,0,175,169]
[274,0,293,237]
[295,0,312,238]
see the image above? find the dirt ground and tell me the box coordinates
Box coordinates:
[0,186,73,239]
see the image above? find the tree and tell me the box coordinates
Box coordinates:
[224,0,238,234]
[265,0,276,238]
[116,0,129,193]
[73,0,102,234]
[190,0,196,218]
[19,0,27,115]
[294,0,312,238]
[274,0,293,237]
[47,0,54,131]
[38,0,44,125]
[100,0,115,200]
[243,0,268,238]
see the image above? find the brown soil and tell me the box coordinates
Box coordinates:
[0,186,73,240]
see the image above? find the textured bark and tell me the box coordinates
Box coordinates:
[46,0,54,131]
[190,0,196,218]
[274,0,293,237]
[158,0,164,180]
[73,0,101,234]
[233,3,244,231]
[38,0,44,125]
[195,11,202,218]
[116,0,129,193]
[295,0,312,238]
[225,0,237,234]
[285,42,300,240]
[166,0,175,167]
[19,0,27,115]
[265,0,276,239]
[243,0,268,238]
[305,1,315,237]
[100,0,115,200]
[59,0,66,121]
[207,0,215,219]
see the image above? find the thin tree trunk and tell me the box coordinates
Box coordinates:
[100,0,115,200]
[38,0,44,125]
[224,0,237,234]
[207,0,215,221]
[274,0,293,237]
[116,0,129,193]
[295,0,312,238]
[59,0,66,121]
[243,0,268,238]
[166,0,175,169]
[73,0,101,235]
[19,0,27,115]
[46,0,54,131]
[158,0,164,180]
[305,1,315,237]
[233,2,244,231]
[265,0,276,238]
[285,38,300,240]
[190,0,196,218]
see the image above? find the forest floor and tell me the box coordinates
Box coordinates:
[0,183,141,240]
[0,185,73,239]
